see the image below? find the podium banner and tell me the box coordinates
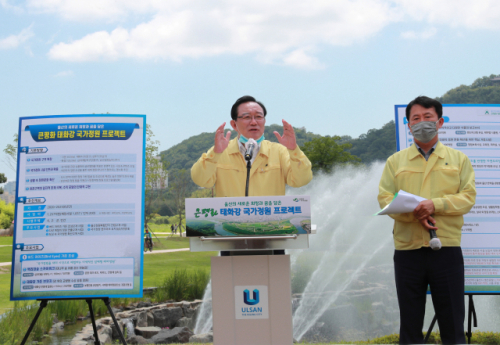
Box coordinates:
[185,195,311,237]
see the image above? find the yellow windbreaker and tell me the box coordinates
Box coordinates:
[378,141,476,250]
[191,138,312,197]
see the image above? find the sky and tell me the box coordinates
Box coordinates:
[1,0,500,182]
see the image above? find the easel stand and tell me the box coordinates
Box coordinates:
[424,293,478,344]
[21,297,127,345]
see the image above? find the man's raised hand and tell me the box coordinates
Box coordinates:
[214,123,231,153]
[273,119,297,150]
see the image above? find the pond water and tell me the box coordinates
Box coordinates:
[41,319,90,345]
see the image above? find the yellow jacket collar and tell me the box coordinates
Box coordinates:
[409,141,445,160]
[228,137,271,157]
[227,138,241,155]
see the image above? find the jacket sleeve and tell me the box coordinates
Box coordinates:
[282,145,313,188]
[431,155,476,215]
[378,157,416,223]
[191,146,221,188]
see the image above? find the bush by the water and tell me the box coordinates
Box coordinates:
[0,299,110,343]
[0,200,14,229]
[0,301,52,344]
[154,269,210,302]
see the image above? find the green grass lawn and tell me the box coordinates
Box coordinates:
[143,250,216,287]
[149,236,190,250]
[0,237,13,245]
[148,221,186,234]
[0,246,13,263]
[0,266,13,314]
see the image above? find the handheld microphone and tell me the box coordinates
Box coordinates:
[244,140,256,161]
[427,220,441,250]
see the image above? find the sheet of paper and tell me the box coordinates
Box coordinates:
[375,190,426,215]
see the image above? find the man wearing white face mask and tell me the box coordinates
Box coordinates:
[191,95,312,197]
[378,96,476,344]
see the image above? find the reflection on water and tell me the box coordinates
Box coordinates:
[42,320,90,345]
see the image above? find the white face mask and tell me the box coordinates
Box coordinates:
[411,120,438,143]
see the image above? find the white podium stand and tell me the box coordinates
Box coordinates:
[186,195,313,345]
[211,254,293,345]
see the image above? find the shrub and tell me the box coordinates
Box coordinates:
[0,199,15,229]
[0,301,52,344]
[152,216,170,225]
[154,269,210,302]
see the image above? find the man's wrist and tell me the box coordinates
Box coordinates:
[431,198,444,213]
[207,147,222,161]
[287,144,300,153]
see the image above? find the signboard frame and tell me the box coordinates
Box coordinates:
[10,114,146,301]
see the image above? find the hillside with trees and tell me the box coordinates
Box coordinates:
[436,74,500,104]
[159,73,500,172]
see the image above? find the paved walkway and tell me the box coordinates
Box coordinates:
[144,248,189,255]
[0,248,190,267]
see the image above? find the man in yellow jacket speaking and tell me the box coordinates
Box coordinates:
[191,95,312,197]
[378,96,476,344]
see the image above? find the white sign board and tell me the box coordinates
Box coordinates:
[10,115,146,300]
[185,195,311,237]
[395,105,500,293]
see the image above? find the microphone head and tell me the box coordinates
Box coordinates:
[429,238,442,251]
[244,139,257,160]
[246,138,257,149]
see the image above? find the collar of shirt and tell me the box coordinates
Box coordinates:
[414,141,438,161]
[238,140,260,165]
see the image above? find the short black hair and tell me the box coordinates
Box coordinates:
[406,96,443,120]
[231,95,267,121]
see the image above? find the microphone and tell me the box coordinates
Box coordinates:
[427,219,441,250]
[244,139,256,161]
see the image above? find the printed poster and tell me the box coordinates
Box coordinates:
[11,115,146,300]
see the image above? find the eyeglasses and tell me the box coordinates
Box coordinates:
[237,115,265,122]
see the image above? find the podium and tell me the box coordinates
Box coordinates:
[187,195,313,345]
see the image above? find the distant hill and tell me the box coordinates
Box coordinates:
[160,73,500,169]
[436,74,500,104]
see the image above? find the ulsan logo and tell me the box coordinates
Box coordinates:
[485,111,490,115]
[243,289,259,305]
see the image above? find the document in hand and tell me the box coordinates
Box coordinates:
[375,190,426,215]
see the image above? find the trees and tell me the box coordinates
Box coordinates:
[348,121,397,164]
[436,74,500,104]
[0,173,6,194]
[144,124,169,230]
[191,187,214,198]
[2,134,17,172]
[300,135,361,174]
[168,169,191,236]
